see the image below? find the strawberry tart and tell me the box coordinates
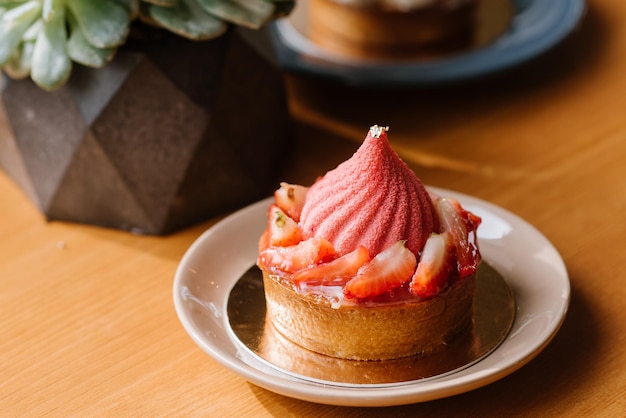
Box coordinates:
[257,126,481,361]
[307,0,477,59]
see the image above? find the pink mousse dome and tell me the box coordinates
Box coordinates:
[299,126,438,257]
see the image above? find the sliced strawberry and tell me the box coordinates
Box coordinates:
[410,232,456,298]
[274,182,308,222]
[434,197,481,278]
[267,204,303,247]
[258,237,337,274]
[292,246,370,286]
[344,241,417,299]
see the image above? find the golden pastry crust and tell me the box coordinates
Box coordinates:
[258,310,480,383]
[262,270,476,361]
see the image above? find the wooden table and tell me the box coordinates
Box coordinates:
[2,1,625,415]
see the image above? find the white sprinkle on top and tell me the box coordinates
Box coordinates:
[369,125,389,138]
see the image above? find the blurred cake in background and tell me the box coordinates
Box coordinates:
[308,0,478,59]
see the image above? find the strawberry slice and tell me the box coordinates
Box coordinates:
[274,182,309,222]
[410,232,456,298]
[344,241,417,299]
[434,197,481,278]
[292,246,370,286]
[258,237,337,274]
[267,204,303,247]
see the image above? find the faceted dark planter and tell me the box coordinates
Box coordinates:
[0,25,292,234]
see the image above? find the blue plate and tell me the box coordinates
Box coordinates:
[270,0,586,87]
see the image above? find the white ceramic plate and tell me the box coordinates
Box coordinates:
[173,187,570,407]
[269,0,586,86]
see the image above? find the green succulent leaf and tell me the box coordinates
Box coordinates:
[142,0,226,40]
[4,40,33,79]
[67,11,116,68]
[141,0,178,6]
[0,1,30,8]
[66,0,130,48]
[112,0,140,18]
[0,0,40,66]
[2,0,39,17]
[21,17,42,41]
[41,0,63,22]
[31,5,71,91]
[195,0,274,29]
[1,0,295,90]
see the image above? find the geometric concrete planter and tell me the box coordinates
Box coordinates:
[0,24,292,234]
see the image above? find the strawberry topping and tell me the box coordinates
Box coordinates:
[344,241,417,299]
[292,246,371,286]
[274,182,308,222]
[258,127,483,302]
[433,197,481,278]
[410,232,456,298]
[267,205,303,247]
[258,237,337,275]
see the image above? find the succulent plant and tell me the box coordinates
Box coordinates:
[0,0,294,91]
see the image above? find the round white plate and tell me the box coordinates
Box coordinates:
[173,187,570,407]
[269,0,586,86]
